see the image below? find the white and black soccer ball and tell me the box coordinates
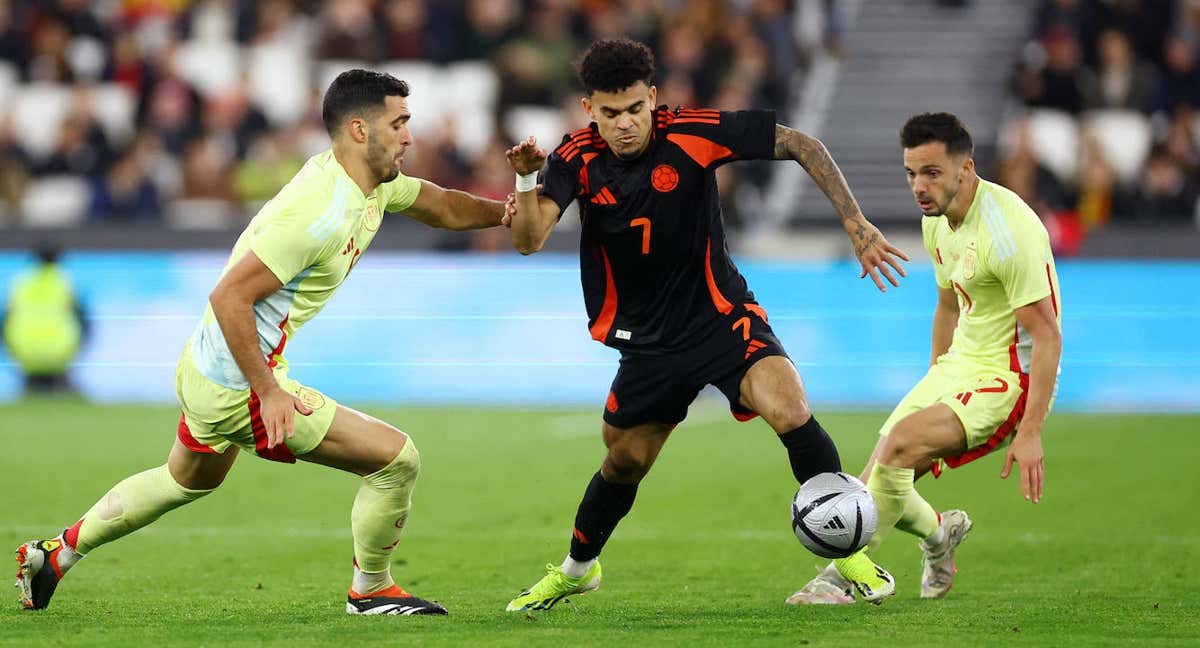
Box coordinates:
[791,472,878,559]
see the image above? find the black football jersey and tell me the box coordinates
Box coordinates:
[540,106,777,353]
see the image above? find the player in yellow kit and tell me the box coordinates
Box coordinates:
[789,112,1062,605]
[15,70,509,615]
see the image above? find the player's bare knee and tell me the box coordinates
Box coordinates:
[880,426,925,468]
[769,400,812,433]
[374,427,415,476]
[602,451,651,484]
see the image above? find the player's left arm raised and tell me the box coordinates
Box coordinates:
[1001,295,1061,503]
[774,125,909,291]
[400,180,508,231]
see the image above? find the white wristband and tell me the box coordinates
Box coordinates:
[515,171,538,192]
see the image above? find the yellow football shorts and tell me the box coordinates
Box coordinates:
[878,357,1048,473]
[173,346,337,463]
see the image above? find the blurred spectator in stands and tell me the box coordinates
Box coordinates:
[0,0,29,78]
[181,135,235,203]
[31,109,112,178]
[106,31,149,96]
[1076,134,1124,229]
[0,242,89,395]
[234,130,304,205]
[750,0,802,107]
[460,0,519,61]
[995,116,1074,213]
[496,1,580,107]
[91,132,164,220]
[139,66,202,155]
[1125,142,1199,224]
[1081,28,1158,112]
[1157,33,1200,114]
[0,116,29,224]
[379,0,427,61]
[1032,0,1094,43]
[316,0,383,63]
[28,14,73,83]
[1017,27,1087,114]
[1164,104,1199,177]
[202,85,269,160]
[1095,0,1176,69]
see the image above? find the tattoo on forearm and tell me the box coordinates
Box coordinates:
[775,125,863,226]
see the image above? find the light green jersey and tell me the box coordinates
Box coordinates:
[188,150,421,389]
[922,178,1062,374]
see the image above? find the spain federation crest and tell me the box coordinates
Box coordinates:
[363,201,381,232]
[963,241,977,281]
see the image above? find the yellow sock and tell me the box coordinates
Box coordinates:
[863,462,914,553]
[894,488,939,541]
[74,464,213,555]
[351,439,420,574]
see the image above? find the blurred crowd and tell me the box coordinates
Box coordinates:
[999,0,1200,253]
[0,0,840,238]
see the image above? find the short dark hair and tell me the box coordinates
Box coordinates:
[900,112,973,156]
[321,69,410,137]
[577,39,655,94]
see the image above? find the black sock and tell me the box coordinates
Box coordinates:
[568,471,638,562]
[778,416,842,485]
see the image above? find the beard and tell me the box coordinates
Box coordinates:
[366,132,399,183]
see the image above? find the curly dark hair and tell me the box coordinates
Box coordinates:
[577,39,655,94]
[322,69,410,136]
[899,112,973,156]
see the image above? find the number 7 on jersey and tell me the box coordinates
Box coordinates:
[631,217,651,255]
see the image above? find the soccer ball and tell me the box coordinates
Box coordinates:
[791,472,878,559]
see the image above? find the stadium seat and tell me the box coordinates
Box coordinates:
[88,84,137,148]
[378,61,440,135]
[504,105,567,157]
[317,59,368,97]
[1021,108,1080,185]
[1083,109,1152,187]
[20,176,91,227]
[11,84,73,160]
[247,40,311,126]
[176,39,242,98]
[445,61,499,158]
[0,60,20,113]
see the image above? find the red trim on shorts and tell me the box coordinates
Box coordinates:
[731,410,759,422]
[942,373,1030,469]
[248,391,297,464]
[177,413,217,454]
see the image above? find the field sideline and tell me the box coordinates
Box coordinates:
[1,400,1196,646]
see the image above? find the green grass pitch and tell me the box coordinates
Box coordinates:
[1,399,1196,646]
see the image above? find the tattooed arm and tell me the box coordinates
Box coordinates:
[774,124,909,291]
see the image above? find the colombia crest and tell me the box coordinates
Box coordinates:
[651,164,679,192]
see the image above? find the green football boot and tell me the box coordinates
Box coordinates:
[505,561,602,612]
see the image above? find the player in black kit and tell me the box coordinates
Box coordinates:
[503,39,909,612]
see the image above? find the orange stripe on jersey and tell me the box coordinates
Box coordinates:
[667,133,734,169]
[674,118,721,125]
[745,303,769,322]
[704,238,734,315]
[678,109,720,116]
[589,247,618,342]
